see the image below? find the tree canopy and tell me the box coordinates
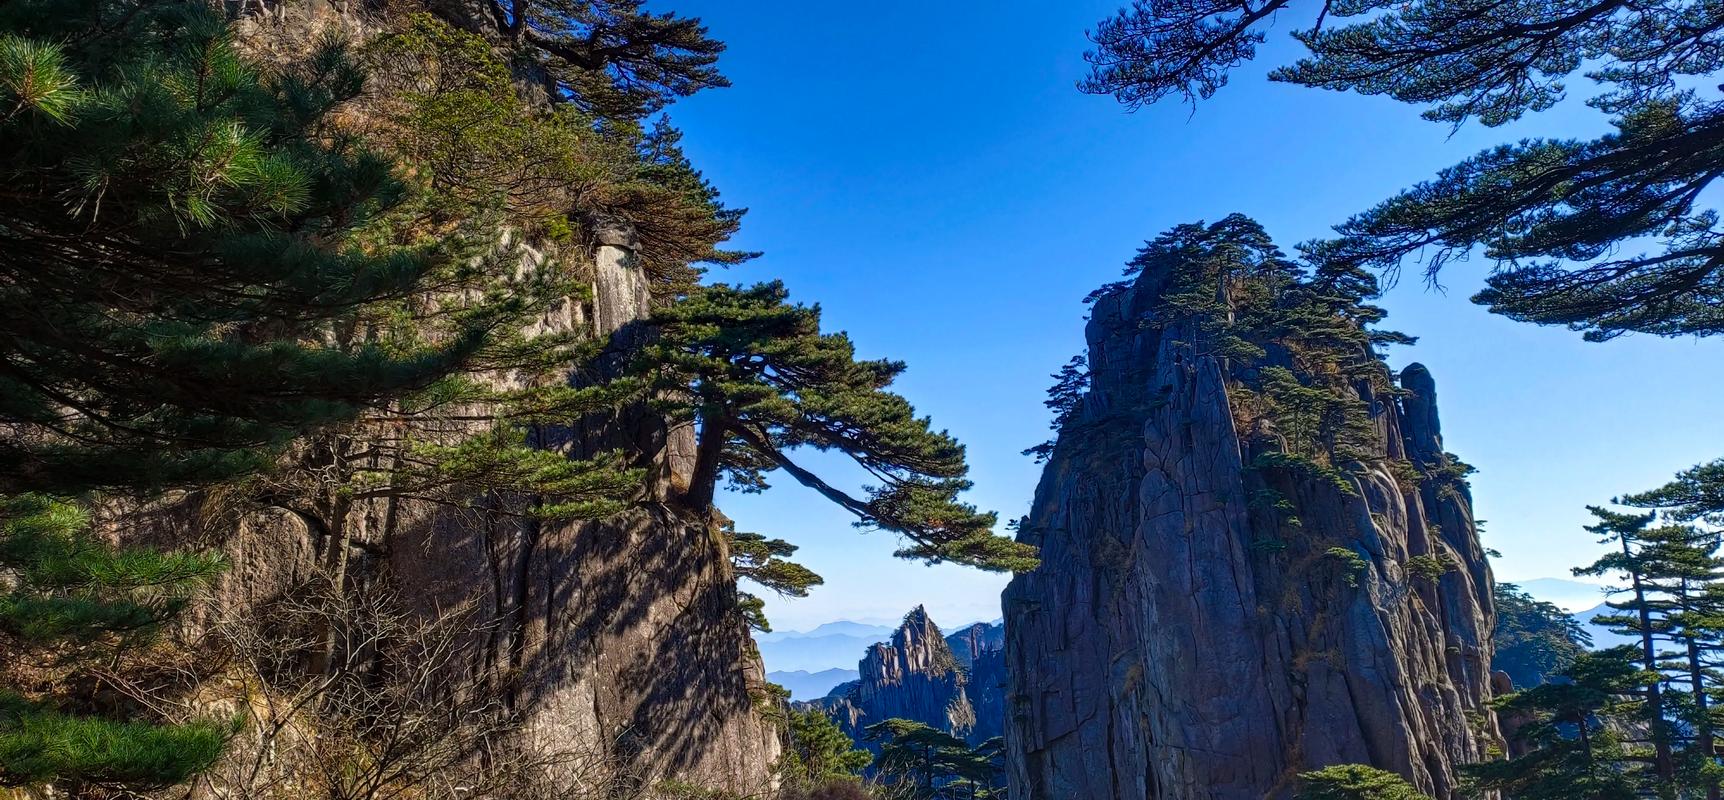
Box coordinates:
[1493,582,1593,689]
[644,281,1037,573]
[778,707,872,788]
[1080,0,1724,342]
[1296,765,1431,800]
[0,496,231,791]
[473,0,727,118]
[0,2,504,493]
[865,719,1003,799]
[1466,647,1654,800]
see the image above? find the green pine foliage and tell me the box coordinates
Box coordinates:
[1493,583,1593,689]
[729,525,823,632]
[471,0,728,119]
[1080,0,1724,343]
[0,1,508,494]
[0,694,230,790]
[1295,765,1431,800]
[1324,546,1371,588]
[644,281,1037,573]
[864,719,1003,799]
[1022,355,1088,463]
[0,497,223,644]
[1626,460,1724,526]
[1403,553,1457,583]
[364,14,751,289]
[779,708,872,787]
[0,496,231,791]
[1466,647,1655,800]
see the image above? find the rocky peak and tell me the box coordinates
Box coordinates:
[1003,217,1498,800]
[807,608,1006,750]
[867,606,959,681]
[947,621,1008,672]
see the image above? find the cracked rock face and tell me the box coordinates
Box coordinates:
[1002,245,1498,800]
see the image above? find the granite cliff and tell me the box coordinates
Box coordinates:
[1003,216,1499,800]
[113,5,782,794]
[135,215,781,795]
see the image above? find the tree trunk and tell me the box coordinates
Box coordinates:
[1625,540,1676,788]
[684,411,729,511]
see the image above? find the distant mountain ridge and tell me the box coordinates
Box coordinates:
[753,617,999,674]
[768,668,862,701]
[800,606,1006,751]
[756,620,897,642]
[1570,601,1641,650]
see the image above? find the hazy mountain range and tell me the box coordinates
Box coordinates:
[758,581,1634,700]
[755,622,896,675]
[768,668,861,701]
[758,617,1002,699]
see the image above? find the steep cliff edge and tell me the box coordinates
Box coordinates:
[1002,217,1497,800]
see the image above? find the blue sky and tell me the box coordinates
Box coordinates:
[665,0,1724,632]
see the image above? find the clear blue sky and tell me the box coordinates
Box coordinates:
[664,0,1724,632]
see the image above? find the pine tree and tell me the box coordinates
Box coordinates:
[865,718,1001,800]
[1627,470,1724,797]
[364,14,752,290]
[0,2,515,493]
[1022,355,1088,463]
[1627,460,1724,528]
[729,524,823,633]
[1637,523,1724,796]
[1296,765,1431,800]
[471,0,728,118]
[642,281,1037,573]
[0,496,231,790]
[1574,507,1682,787]
[943,737,1008,800]
[779,707,872,788]
[1493,582,1594,689]
[1465,647,1655,800]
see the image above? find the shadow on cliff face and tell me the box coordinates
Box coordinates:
[528,504,766,787]
[107,309,779,793]
[378,494,772,792]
